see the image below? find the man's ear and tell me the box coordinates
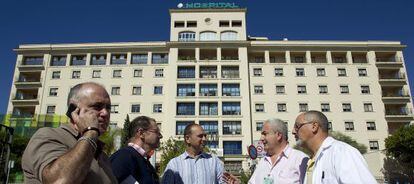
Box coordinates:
[311,122,319,134]
[137,128,145,138]
[184,135,190,144]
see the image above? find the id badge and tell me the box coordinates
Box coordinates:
[263,175,274,184]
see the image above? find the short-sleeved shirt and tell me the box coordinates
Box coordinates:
[21,124,117,184]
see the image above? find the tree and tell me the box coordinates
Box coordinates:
[99,127,122,155]
[121,114,131,147]
[383,125,414,182]
[158,138,186,175]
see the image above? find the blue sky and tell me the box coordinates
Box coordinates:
[0,0,413,114]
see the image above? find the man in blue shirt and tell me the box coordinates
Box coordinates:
[162,124,225,184]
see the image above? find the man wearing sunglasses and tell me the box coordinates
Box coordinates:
[293,110,376,184]
[162,123,225,184]
[111,116,163,184]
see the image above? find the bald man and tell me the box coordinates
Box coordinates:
[293,110,376,184]
[22,82,117,183]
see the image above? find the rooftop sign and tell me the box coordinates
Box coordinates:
[177,2,239,9]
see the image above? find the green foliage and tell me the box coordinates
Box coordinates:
[384,125,414,182]
[158,138,187,175]
[121,114,131,147]
[330,131,367,154]
[99,128,121,155]
[239,170,252,184]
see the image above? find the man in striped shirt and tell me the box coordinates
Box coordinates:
[162,124,225,184]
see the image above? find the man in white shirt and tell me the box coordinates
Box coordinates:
[293,110,377,184]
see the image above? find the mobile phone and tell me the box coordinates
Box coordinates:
[66,103,77,119]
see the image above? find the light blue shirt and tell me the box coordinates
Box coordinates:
[162,151,224,184]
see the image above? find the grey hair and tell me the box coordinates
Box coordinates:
[67,82,105,107]
[265,118,288,141]
[303,110,329,132]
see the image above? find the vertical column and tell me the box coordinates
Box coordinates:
[367,51,376,64]
[127,52,132,65]
[44,54,50,67]
[86,53,91,66]
[285,51,291,64]
[264,50,270,63]
[106,53,111,65]
[396,51,404,63]
[217,47,222,61]
[148,52,152,64]
[306,51,311,64]
[66,54,71,66]
[326,51,332,64]
[346,51,353,64]
[195,48,200,61]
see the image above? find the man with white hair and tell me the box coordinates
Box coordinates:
[248,118,309,183]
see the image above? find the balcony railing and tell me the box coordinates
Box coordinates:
[178,56,196,61]
[382,91,410,97]
[22,58,43,65]
[50,59,66,66]
[352,57,367,63]
[111,59,127,65]
[270,57,285,63]
[376,57,402,63]
[14,94,38,100]
[71,59,86,66]
[386,108,413,115]
[379,73,405,79]
[17,76,41,82]
[222,56,239,60]
[222,111,241,115]
[90,59,106,65]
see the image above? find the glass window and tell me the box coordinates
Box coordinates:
[297,85,307,94]
[91,55,106,65]
[223,121,241,135]
[361,85,370,94]
[178,66,195,78]
[200,66,217,78]
[296,68,305,76]
[222,84,240,96]
[321,103,330,112]
[176,121,193,135]
[49,88,58,96]
[152,53,168,64]
[255,104,265,112]
[276,85,285,94]
[358,69,367,77]
[153,104,163,113]
[337,68,347,76]
[200,121,218,134]
[364,103,373,112]
[221,31,237,40]
[345,121,354,131]
[131,54,148,64]
[110,105,119,113]
[274,68,283,76]
[367,122,376,130]
[277,103,287,112]
[253,68,262,77]
[154,86,163,95]
[134,69,143,77]
[232,20,242,27]
[178,31,196,42]
[52,71,61,79]
[92,70,101,78]
[222,66,239,78]
[46,105,56,114]
[369,141,379,150]
[200,102,218,115]
[174,21,185,28]
[342,103,352,112]
[131,104,140,113]
[254,85,263,94]
[177,102,195,115]
[155,68,164,77]
[317,68,326,76]
[200,84,217,96]
[299,103,308,112]
[223,141,242,155]
[199,31,217,41]
[132,86,142,95]
[256,122,263,131]
[222,102,241,115]
[340,85,349,94]
[51,56,66,66]
[111,87,120,95]
[187,21,197,27]
[72,71,81,79]
[113,70,122,78]
[177,84,195,96]
[71,55,86,66]
[111,54,127,65]
[319,85,328,94]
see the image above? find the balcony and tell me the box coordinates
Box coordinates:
[12,92,39,105]
[178,49,196,62]
[269,52,285,63]
[331,52,347,64]
[200,49,217,61]
[111,54,127,65]
[382,90,411,103]
[15,74,42,88]
[222,48,239,61]
[70,55,87,66]
[376,57,403,68]
[290,52,306,63]
[379,72,407,86]
[385,107,414,122]
[90,55,107,65]
[249,52,265,63]
[152,53,169,64]
[19,57,44,70]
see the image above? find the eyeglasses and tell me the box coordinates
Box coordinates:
[294,121,314,131]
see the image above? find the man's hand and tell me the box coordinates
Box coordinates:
[222,172,241,184]
[71,108,99,136]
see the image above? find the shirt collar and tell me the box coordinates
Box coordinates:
[128,143,147,157]
[181,151,208,160]
[264,144,291,162]
[314,136,335,159]
[61,123,80,139]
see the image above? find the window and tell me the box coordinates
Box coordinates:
[178,66,195,78]
[113,70,122,78]
[222,84,240,96]
[361,85,370,94]
[321,103,330,112]
[274,68,284,76]
[364,103,373,112]
[92,70,101,78]
[222,102,241,115]
[154,86,163,95]
[46,106,56,114]
[299,103,308,112]
[337,68,347,76]
[177,102,195,115]
[340,85,349,94]
[223,141,242,155]
[178,31,196,42]
[153,104,163,113]
[296,68,305,76]
[174,21,185,28]
[367,122,376,130]
[52,71,61,79]
[223,121,241,135]
[254,85,263,94]
[342,103,352,112]
[72,71,81,79]
[177,84,195,96]
[187,21,197,27]
[232,20,242,27]
[358,69,367,77]
[222,66,239,78]
[134,69,143,77]
[345,121,354,131]
[200,121,218,135]
[277,103,287,112]
[221,31,237,40]
[131,104,140,113]
[155,69,164,77]
[51,56,66,66]
[91,55,106,65]
[110,105,119,113]
[256,122,263,131]
[253,68,262,77]
[200,84,217,96]
[152,53,168,64]
[70,55,86,66]
[132,86,142,95]
[255,104,265,112]
[276,85,285,94]
[328,122,333,131]
[316,68,326,76]
[297,85,307,94]
[199,31,217,41]
[200,66,217,78]
[111,54,127,65]
[176,121,193,135]
[219,21,230,27]
[369,141,379,150]
[49,88,58,96]
[111,87,120,95]
[293,56,305,63]
[131,54,147,64]
[319,85,328,94]
[200,102,218,115]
